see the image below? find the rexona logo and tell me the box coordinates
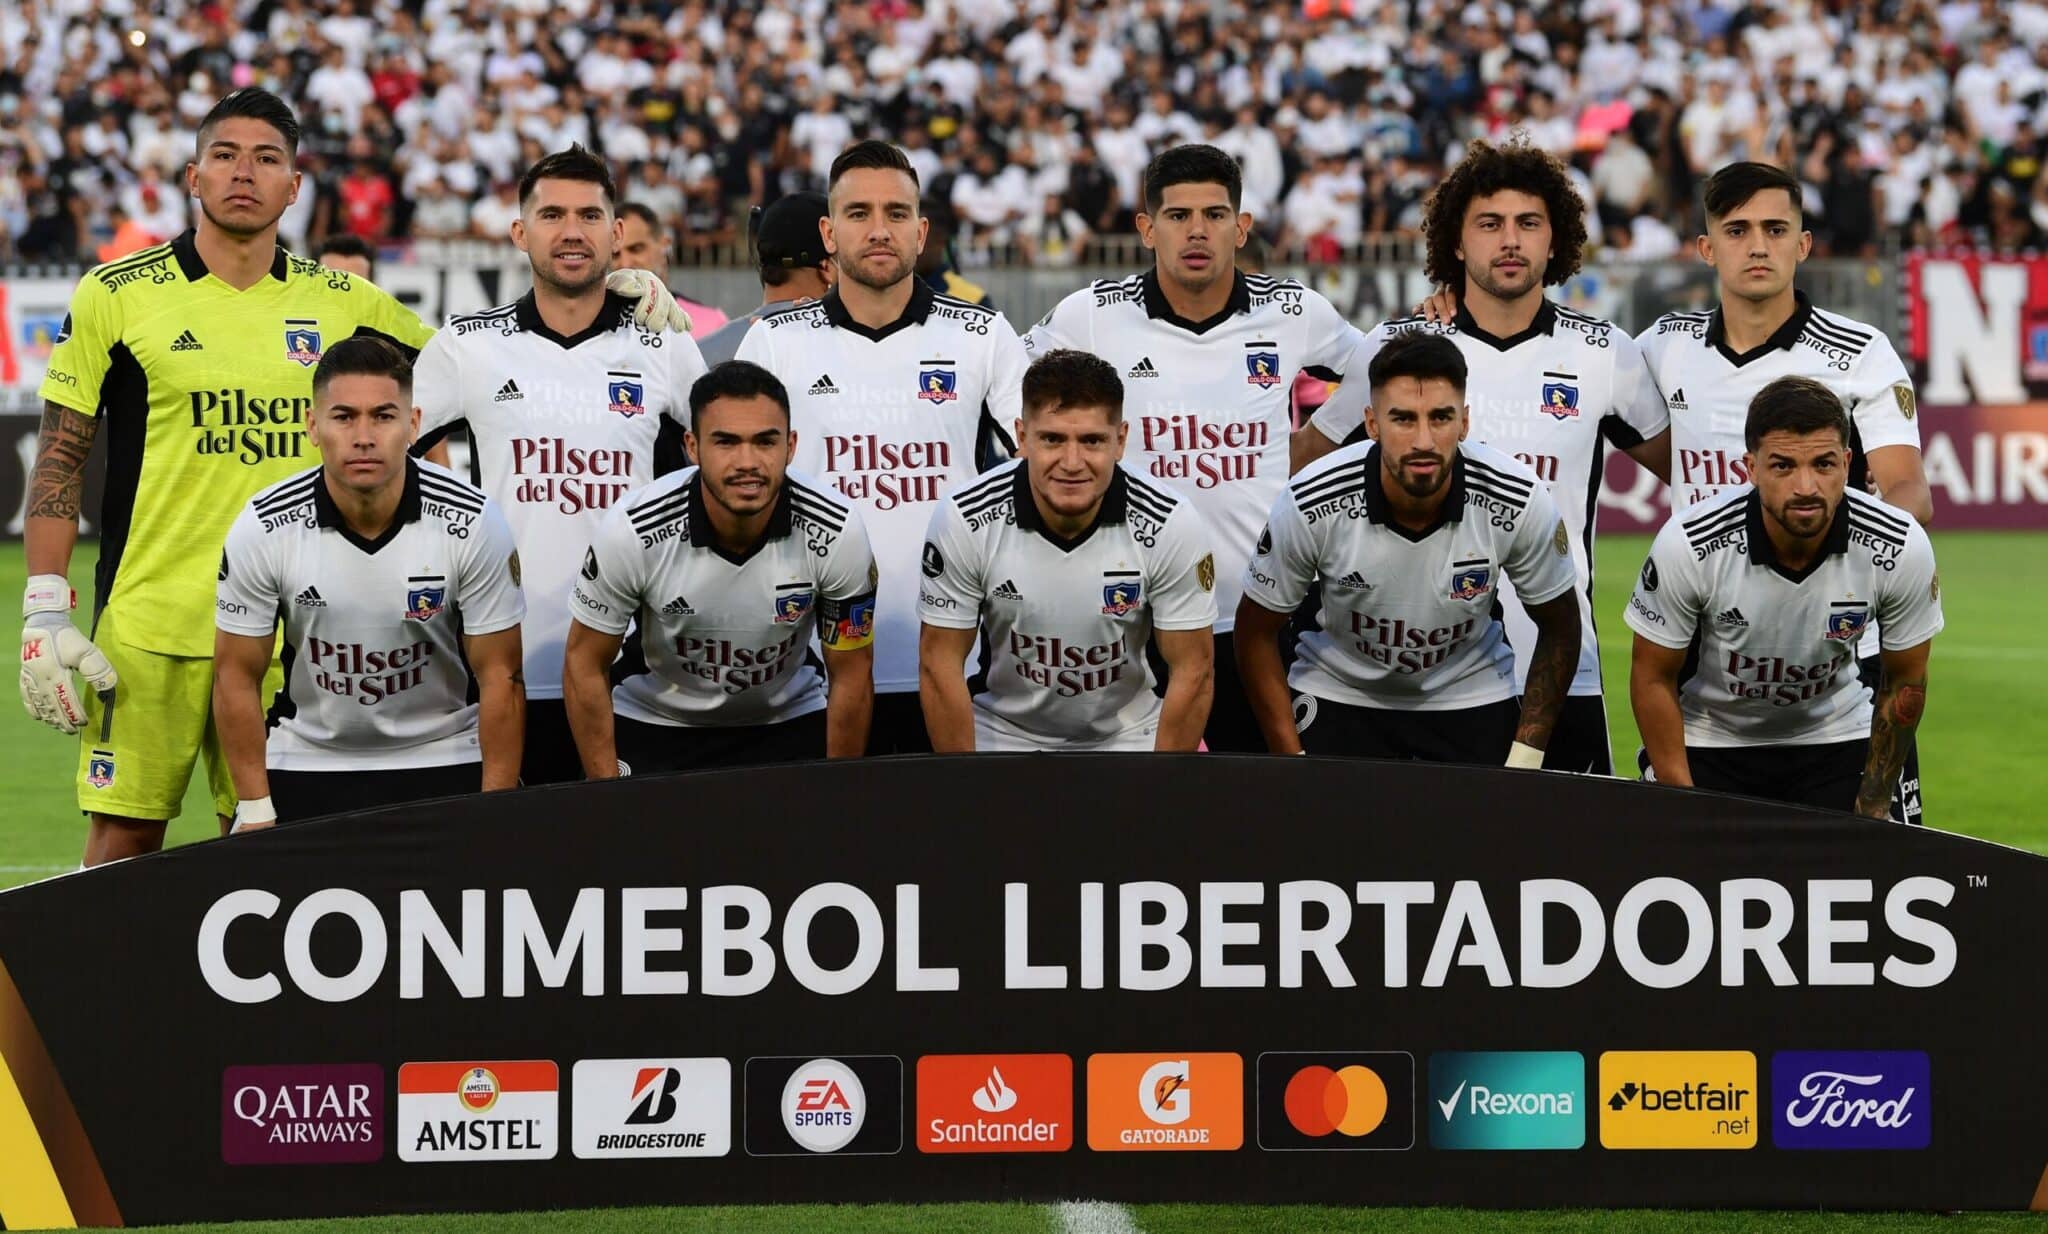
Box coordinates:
[743,1055,903,1156]
[571,1058,731,1159]
[1427,1052,1583,1150]
[1086,1053,1243,1151]
[397,1061,558,1162]
[917,1054,1072,1153]
[1255,1052,1414,1151]
[221,1064,383,1165]
[1771,1051,1931,1150]
[1598,1051,1756,1149]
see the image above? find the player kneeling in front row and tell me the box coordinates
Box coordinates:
[918,349,1217,751]
[564,361,877,773]
[1235,333,1581,764]
[1626,376,1941,820]
[213,338,527,828]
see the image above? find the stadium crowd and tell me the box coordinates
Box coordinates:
[3,0,2048,267]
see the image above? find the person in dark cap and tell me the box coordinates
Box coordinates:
[915,192,997,309]
[694,192,835,366]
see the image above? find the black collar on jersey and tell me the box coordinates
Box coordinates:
[513,290,636,349]
[1011,462,1130,553]
[686,470,794,566]
[170,228,290,283]
[1451,298,1558,352]
[820,277,935,343]
[1742,486,1851,583]
[1138,267,1252,335]
[312,458,424,555]
[1359,443,1469,542]
[1706,289,1813,368]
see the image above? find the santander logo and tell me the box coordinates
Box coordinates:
[916,1054,1071,1154]
[972,1067,1018,1113]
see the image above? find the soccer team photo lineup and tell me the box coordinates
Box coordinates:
[1,27,2044,1221]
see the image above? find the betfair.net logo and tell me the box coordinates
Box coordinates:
[1599,1052,1756,1150]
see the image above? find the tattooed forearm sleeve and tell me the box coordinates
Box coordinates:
[27,400,97,523]
[1857,674,1928,820]
[1515,593,1581,750]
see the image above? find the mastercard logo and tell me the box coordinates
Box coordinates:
[1284,1064,1388,1137]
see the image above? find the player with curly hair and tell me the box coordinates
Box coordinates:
[1291,137,1673,775]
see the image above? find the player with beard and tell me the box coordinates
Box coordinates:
[737,140,1026,752]
[413,146,707,785]
[24,89,440,866]
[1292,139,1671,774]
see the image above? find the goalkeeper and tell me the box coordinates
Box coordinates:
[23,90,687,864]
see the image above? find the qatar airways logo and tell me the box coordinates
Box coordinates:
[824,436,955,510]
[1138,415,1267,489]
[510,437,635,514]
[1007,630,1130,697]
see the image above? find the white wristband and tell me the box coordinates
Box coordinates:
[23,574,71,618]
[1506,741,1545,770]
[231,796,277,832]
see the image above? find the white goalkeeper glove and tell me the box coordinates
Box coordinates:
[20,574,118,735]
[604,268,693,334]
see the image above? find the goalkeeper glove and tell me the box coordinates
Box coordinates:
[20,574,118,735]
[604,268,694,334]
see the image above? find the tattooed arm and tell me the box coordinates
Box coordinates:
[1515,591,1582,753]
[25,400,99,576]
[1856,640,1931,821]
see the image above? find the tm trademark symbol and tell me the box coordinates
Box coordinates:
[1968,874,1989,888]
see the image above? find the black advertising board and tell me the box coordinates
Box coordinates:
[0,755,2043,1227]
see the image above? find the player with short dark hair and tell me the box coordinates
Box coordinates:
[919,350,1216,751]
[1294,138,1671,774]
[695,192,834,367]
[564,360,877,773]
[315,234,375,283]
[1237,333,1581,765]
[1636,160,1932,819]
[411,147,708,785]
[737,139,1027,753]
[1025,143,1364,752]
[213,336,525,828]
[24,88,438,866]
[616,199,729,335]
[1627,375,1942,819]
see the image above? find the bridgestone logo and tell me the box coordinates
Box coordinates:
[595,1132,707,1150]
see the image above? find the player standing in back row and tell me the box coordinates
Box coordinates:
[412,146,707,785]
[1024,144,1364,751]
[1293,139,1671,774]
[1635,161,1932,820]
[738,140,1027,752]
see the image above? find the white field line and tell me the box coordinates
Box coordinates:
[1051,1201,1144,1234]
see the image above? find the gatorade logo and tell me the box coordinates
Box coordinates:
[1255,1052,1414,1151]
[1599,1051,1757,1149]
[1086,1053,1243,1151]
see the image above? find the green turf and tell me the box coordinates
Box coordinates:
[3,535,2044,1232]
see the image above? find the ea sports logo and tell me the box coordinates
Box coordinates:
[1284,1064,1388,1138]
[457,1067,500,1114]
[781,1059,866,1152]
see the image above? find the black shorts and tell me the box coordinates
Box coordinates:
[1542,695,1614,774]
[1687,739,1870,815]
[1295,693,1519,765]
[521,698,585,787]
[866,692,932,755]
[270,762,481,822]
[616,710,826,775]
[1148,630,1268,753]
[1859,653,1923,826]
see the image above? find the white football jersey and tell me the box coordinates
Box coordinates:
[216,461,525,771]
[1635,293,1918,511]
[1024,269,1361,634]
[1623,485,1942,748]
[1306,301,1669,696]
[736,280,1026,693]
[1244,440,1577,711]
[573,467,877,728]
[413,291,708,699]
[919,461,1217,750]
